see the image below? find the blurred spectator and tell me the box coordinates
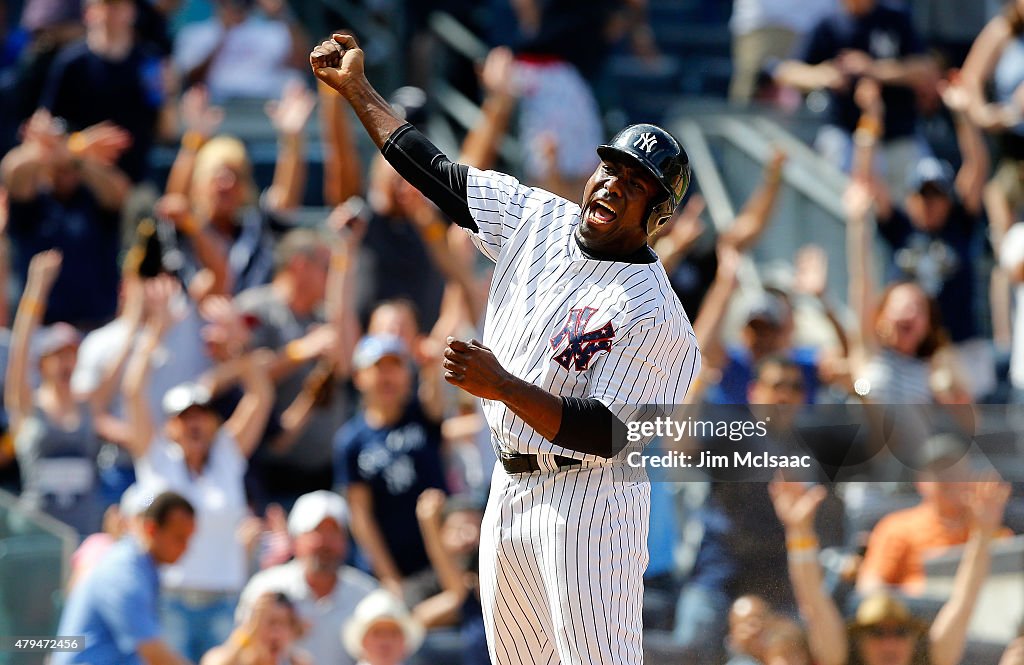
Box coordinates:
[359,159,492,494]
[366,294,491,497]
[0,0,83,155]
[158,81,314,297]
[687,153,848,405]
[961,0,1024,347]
[6,251,107,536]
[604,0,662,64]
[68,482,151,591]
[999,219,1024,401]
[499,0,611,200]
[72,233,212,503]
[236,227,357,508]
[41,0,173,182]
[239,490,378,665]
[123,286,274,662]
[172,0,307,101]
[844,179,967,404]
[342,590,425,665]
[52,491,196,665]
[357,156,447,331]
[773,0,936,199]
[857,433,1013,595]
[961,0,1024,249]
[851,75,995,400]
[915,53,963,171]
[334,335,448,607]
[703,287,826,405]
[353,88,446,326]
[673,357,807,664]
[413,489,488,665]
[651,194,718,318]
[1,110,130,328]
[729,0,837,104]
[724,595,772,665]
[202,591,312,665]
[241,489,378,663]
[761,617,813,665]
[770,479,1009,665]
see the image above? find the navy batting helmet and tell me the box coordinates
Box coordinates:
[596,123,690,232]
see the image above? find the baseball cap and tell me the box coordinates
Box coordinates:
[119,483,160,517]
[352,335,408,371]
[34,323,82,358]
[161,382,213,417]
[907,157,955,196]
[746,293,787,328]
[287,490,348,536]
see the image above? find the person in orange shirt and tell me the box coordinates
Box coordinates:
[856,433,1013,595]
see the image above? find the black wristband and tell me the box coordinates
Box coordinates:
[552,396,619,459]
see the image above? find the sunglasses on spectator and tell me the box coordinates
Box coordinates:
[863,626,913,639]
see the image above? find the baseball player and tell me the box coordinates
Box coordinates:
[311,34,701,664]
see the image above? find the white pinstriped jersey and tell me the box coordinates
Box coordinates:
[464,167,701,461]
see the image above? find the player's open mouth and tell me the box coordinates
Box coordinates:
[587,200,618,225]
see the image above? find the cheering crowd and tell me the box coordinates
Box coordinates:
[1,0,1023,663]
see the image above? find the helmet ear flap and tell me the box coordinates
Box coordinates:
[645,197,675,236]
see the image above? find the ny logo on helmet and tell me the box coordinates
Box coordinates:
[634,132,658,154]
[550,307,616,371]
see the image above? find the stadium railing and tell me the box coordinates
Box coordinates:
[0,489,76,665]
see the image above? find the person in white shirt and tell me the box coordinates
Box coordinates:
[238,490,379,665]
[72,261,212,504]
[173,0,306,100]
[121,276,274,662]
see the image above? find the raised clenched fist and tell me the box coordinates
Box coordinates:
[309,33,364,95]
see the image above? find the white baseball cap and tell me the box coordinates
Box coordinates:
[33,322,81,359]
[342,590,425,660]
[119,483,159,517]
[161,382,214,418]
[352,334,409,371]
[287,490,349,536]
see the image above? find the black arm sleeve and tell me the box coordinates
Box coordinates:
[552,396,621,459]
[380,123,478,232]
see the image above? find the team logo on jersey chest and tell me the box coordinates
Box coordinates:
[549,307,616,371]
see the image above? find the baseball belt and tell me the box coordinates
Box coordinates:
[499,453,582,474]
